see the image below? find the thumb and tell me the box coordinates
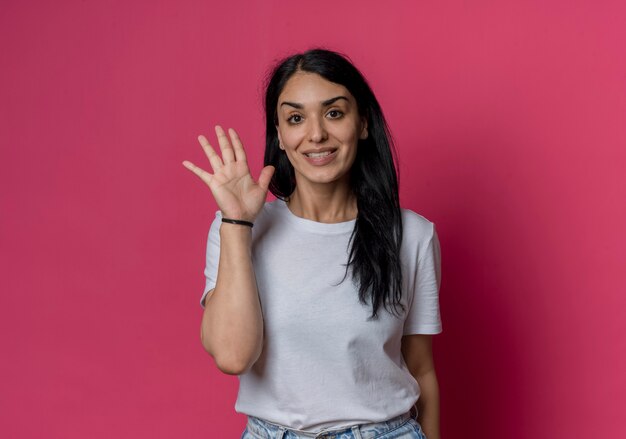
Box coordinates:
[257,165,275,191]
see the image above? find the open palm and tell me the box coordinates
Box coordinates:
[183,125,275,222]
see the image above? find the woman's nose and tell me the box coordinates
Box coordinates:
[308,116,328,143]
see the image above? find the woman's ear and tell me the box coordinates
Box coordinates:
[359,117,368,140]
[276,128,284,150]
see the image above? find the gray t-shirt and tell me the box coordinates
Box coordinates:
[200,199,442,433]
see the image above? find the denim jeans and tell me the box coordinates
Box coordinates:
[241,410,427,439]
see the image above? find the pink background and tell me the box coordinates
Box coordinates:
[1,1,625,437]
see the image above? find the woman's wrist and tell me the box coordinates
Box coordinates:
[221,217,254,228]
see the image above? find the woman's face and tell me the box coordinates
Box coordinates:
[275,72,368,190]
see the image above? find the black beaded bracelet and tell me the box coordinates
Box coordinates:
[221,217,254,228]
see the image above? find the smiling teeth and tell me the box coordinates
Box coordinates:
[306,151,332,158]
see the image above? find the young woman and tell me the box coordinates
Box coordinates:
[183,48,442,439]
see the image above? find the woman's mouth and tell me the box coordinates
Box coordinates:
[303,148,338,165]
[305,150,333,158]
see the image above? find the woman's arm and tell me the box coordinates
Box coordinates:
[184,125,274,376]
[401,334,441,439]
[200,224,264,376]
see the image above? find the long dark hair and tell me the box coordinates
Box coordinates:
[263,48,404,320]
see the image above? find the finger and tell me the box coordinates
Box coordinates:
[257,165,275,191]
[182,160,214,186]
[228,128,248,163]
[198,135,223,172]
[215,125,236,164]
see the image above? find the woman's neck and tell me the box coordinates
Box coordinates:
[286,180,357,223]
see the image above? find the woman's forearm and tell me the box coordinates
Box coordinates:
[200,224,264,375]
[415,369,441,439]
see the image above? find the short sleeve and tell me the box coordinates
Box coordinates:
[200,210,222,309]
[403,222,442,335]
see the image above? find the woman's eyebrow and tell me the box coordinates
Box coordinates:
[322,96,349,106]
[280,96,349,109]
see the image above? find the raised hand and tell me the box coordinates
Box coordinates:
[183,125,275,223]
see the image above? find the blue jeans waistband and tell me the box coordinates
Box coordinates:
[245,410,413,439]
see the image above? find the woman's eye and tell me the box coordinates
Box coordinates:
[327,110,344,119]
[287,114,302,124]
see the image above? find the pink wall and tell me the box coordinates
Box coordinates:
[1,1,624,437]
